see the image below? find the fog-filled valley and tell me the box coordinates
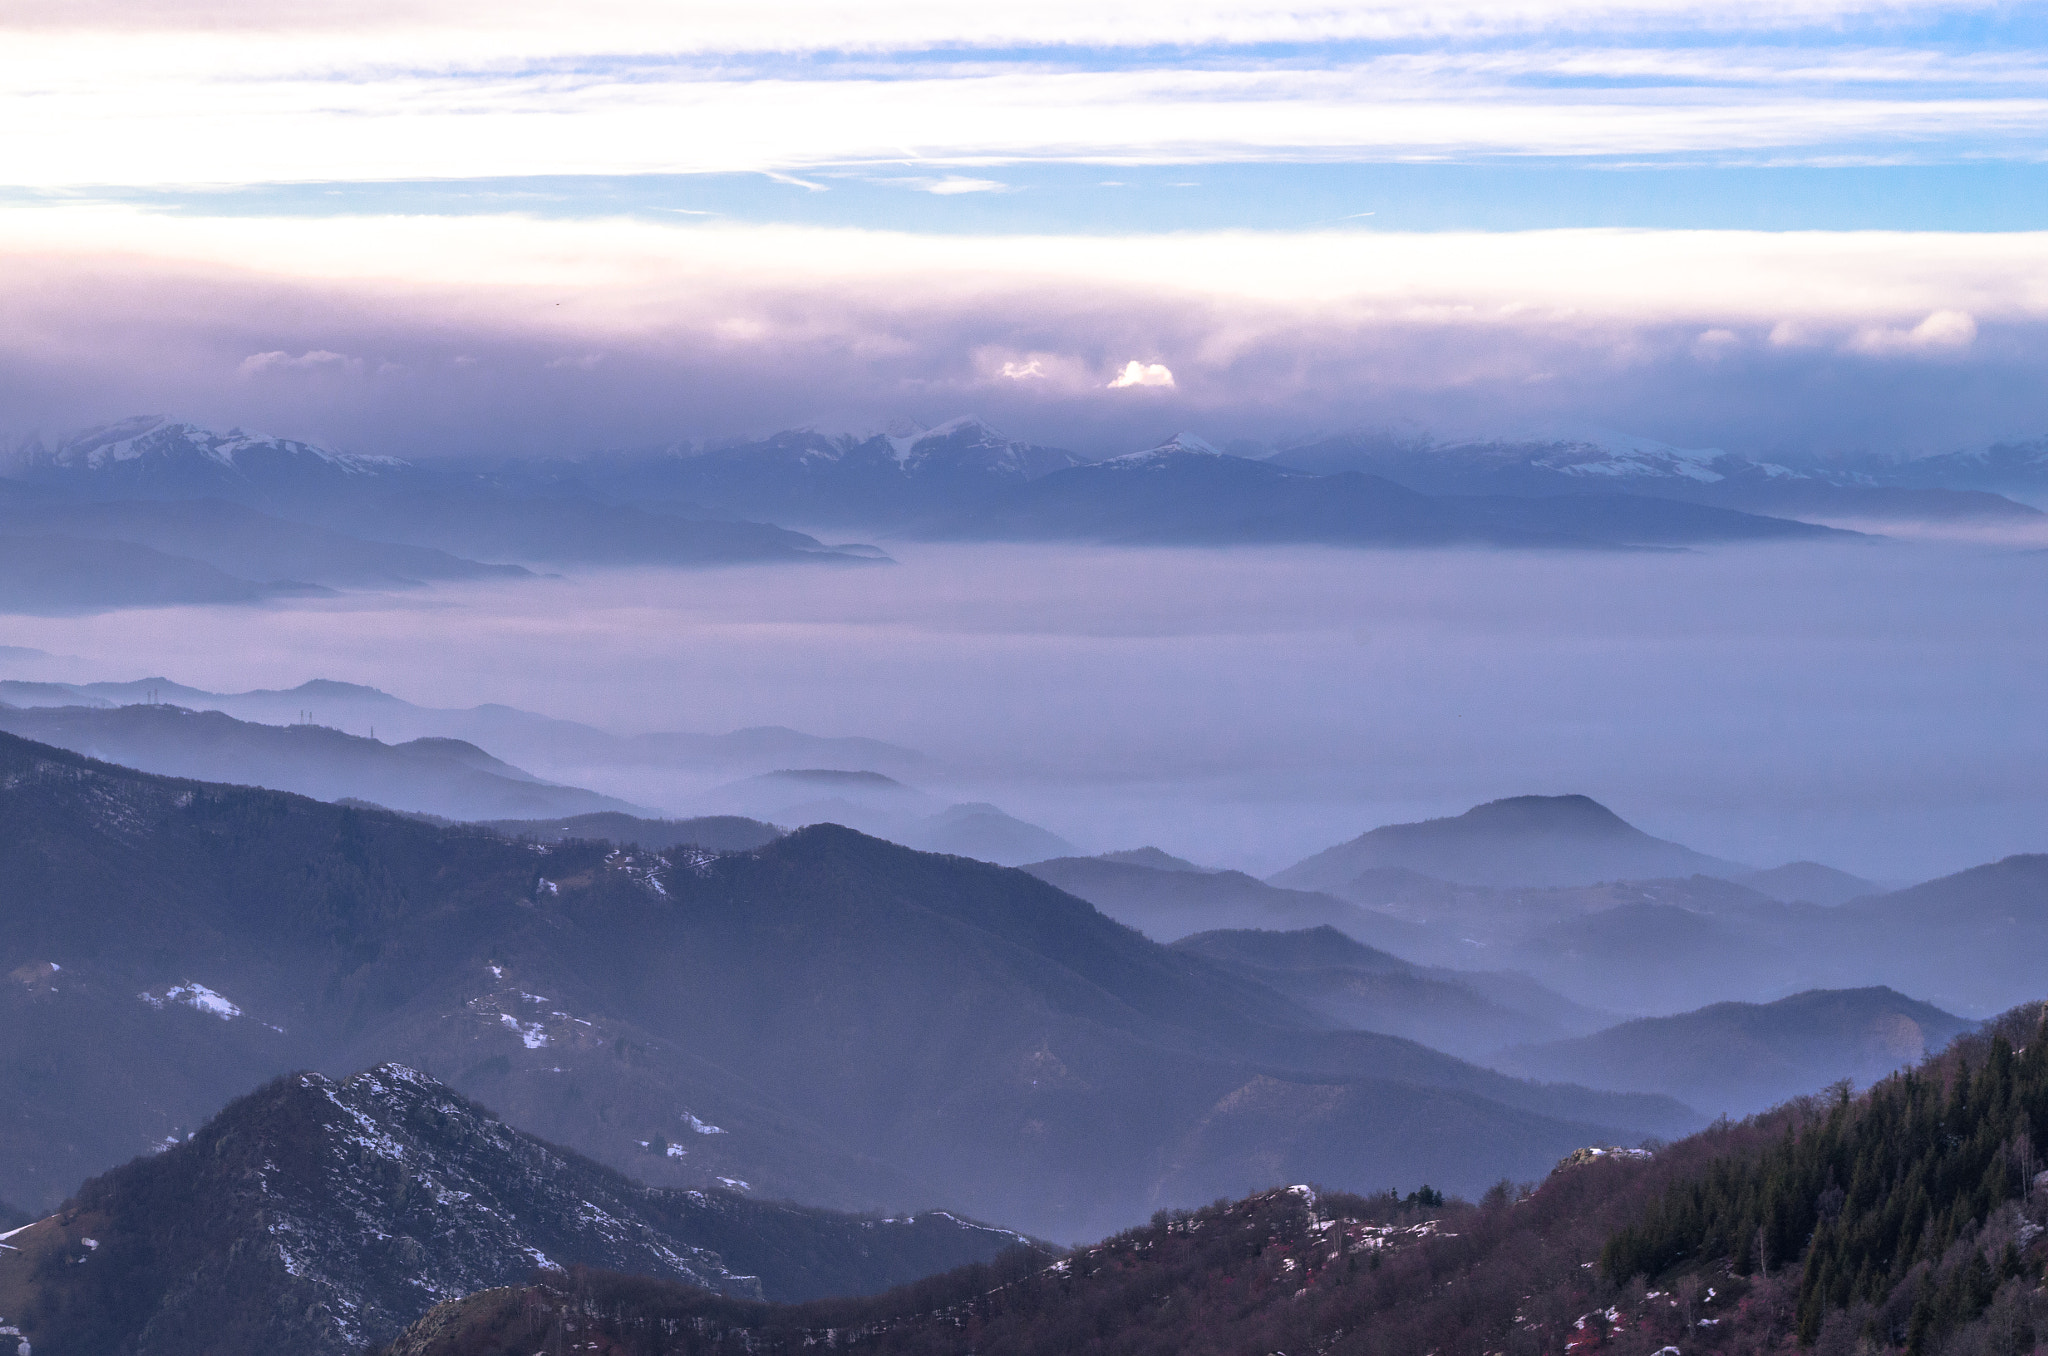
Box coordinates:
[6,534,2046,882]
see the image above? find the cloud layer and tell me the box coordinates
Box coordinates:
[2,207,2043,457]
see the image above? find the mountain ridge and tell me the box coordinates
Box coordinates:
[0,702,649,822]
[0,1062,1041,1355]
[1272,793,1751,892]
[0,730,1688,1238]
[1492,985,1978,1117]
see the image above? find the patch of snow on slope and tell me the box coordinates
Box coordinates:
[140,982,243,1020]
[499,1013,549,1048]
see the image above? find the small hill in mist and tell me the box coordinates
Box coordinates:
[1272,794,1749,892]
[1493,986,1977,1116]
[3,675,931,781]
[1172,926,1610,1060]
[1021,854,1430,952]
[1734,859,1880,905]
[0,702,644,822]
[1095,846,1208,871]
[0,1065,1038,1356]
[913,802,1077,863]
[1297,858,2048,1022]
[713,770,1077,866]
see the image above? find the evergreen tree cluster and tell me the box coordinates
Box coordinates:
[1604,1005,2048,1352]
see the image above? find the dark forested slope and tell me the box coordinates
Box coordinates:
[376,1003,2048,1356]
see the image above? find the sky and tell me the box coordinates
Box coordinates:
[3,0,2048,458]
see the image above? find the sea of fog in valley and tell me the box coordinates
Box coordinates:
[3,537,2043,883]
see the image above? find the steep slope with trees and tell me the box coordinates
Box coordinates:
[375,1003,2048,1356]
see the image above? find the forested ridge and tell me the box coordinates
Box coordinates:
[380,1002,2048,1356]
[1605,1002,2048,1352]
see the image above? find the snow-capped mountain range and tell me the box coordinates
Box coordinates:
[19,413,2048,504]
[1272,427,2047,518]
[1103,432,1229,468]
[1463,428,1801,485]
[11,415,403,496]
[9,415,2042,574]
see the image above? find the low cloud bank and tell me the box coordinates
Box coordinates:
[2,216,2045,460]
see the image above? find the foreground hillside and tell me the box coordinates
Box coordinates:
[378,1002,2048,1356]
[0,1065,1031,1355]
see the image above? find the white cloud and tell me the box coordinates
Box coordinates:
[0,17,2039,187]
[1848,308,1978,355]
[1768,319,1815,347]
[923,176,1008,196]
[238,348,356,375]
[1000,358,1046,378]
[14,208,2048,328]
[7,66,2033,185]
[0,2,2009,53]
[1693,327,1741,358]
[1110,360,1175,388]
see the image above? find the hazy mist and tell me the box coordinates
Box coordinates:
[5,537,2044,883]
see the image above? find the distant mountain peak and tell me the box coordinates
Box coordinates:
[761,768,907,787]
[274,678,405,702]
[22,416,402,478]
[1095,846,1207,872]
[1111,432,1226,466]
[1271,794,1748,891]
[1452,794,1638,835]
[918,414,1001,442]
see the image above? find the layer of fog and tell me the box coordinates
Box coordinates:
[4,538,2045,883]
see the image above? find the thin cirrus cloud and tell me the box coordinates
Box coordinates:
[0,2,2044,188]
[3,56,2043,187]
[237,349,357,376]
[6,1,2017,49]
